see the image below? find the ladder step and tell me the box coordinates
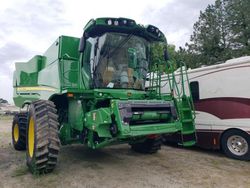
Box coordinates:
[182,130,195,135]
[182,108,191,111]
[181,141,196,147]
[182,119,193,123]
[181,104,190,108]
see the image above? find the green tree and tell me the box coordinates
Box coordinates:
[0,98,8,104]
[150,43,180,72]
[187,0,231,66]
[150,43,177,61]
[183,0,250,68]
[226,0,250,56]
[175,47,202,69]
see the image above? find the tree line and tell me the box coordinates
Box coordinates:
[0,98,8,104]
[154,0,250,69]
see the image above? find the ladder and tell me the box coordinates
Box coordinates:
[171,62,196,146]
[148,60,196,146]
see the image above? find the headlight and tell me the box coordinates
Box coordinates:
[146,25,162,38]
[128,20,135,26]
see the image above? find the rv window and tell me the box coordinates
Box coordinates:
[190,81,200,102]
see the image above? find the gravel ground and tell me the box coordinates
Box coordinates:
[0,117,250,188]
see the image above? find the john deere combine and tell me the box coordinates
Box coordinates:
[12,17,196,174]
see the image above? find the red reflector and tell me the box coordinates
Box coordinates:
[67,93,74,97]
[213,138,216,145]
[147,134,158,139]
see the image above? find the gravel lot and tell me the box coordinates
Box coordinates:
[0,116,250,188]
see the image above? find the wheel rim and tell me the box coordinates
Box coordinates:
[13,123,19,142]
[28,117,35,158]
[227,135,248,156]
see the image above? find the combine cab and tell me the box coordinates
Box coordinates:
[12,17,196,174]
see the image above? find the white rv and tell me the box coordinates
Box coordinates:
[162,56,250,160]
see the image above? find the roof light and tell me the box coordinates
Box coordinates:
[107,19,112,25]
[146,25,162,38]
[128,20,135,26]
[114,20,119,26]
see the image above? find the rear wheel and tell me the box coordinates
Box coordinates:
[130,137,162,154]
[221,130,250,161]
[12,112,28,150]
[26,100,60,174]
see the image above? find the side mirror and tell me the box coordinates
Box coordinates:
[94,38,99,56]
[78,36,86,53]
[164,49,169,61]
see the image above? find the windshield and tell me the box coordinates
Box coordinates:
[88,32,149,90]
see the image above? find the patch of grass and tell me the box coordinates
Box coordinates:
[0,115,13,120]
[11,165,29,177]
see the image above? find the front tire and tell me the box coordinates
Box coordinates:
[131,137,162,154]
[12,112,28,150]
[26,100,60,174]
[221,130,250,161]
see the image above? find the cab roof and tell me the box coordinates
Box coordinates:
[83,17,167,43]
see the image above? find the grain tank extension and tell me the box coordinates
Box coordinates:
[12,17,196,174]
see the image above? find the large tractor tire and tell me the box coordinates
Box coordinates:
[131,137,162,154]
[26,100,60,174]
[221,129,250,161]
[12,112,28,150]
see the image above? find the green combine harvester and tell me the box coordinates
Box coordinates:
[12,17,196,174]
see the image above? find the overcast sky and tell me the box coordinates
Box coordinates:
[0,0,214,104]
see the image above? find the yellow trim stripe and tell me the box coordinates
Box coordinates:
[16,86,56,92]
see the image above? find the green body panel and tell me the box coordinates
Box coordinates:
[13,17,196,149]
[13,55,45,87]
[43,36,80,65]
[68,99,84,131]
[59,123,72,145]
[85,108,113,138]
[13,36,81,106]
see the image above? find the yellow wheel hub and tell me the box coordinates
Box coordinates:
[13,123,19,142]
[28,117,35,158]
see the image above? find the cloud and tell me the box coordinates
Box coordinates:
[0,75,13,104]
[0,42,31,75]
[0,0,73,55]
[1,1,65,30]
[0,0,70,103]
[0,42,35,104]
[142,0,214,48]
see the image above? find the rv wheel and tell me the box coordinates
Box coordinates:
[221,130,250,161]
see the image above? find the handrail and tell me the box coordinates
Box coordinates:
[147,58,195,121]
[181,62,196,118]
